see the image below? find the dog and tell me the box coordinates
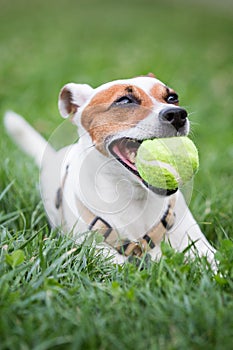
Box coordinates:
[4,73,216,265]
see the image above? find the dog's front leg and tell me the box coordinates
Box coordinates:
[166,192,216,264]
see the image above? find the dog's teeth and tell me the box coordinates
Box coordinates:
[128,151,136,164]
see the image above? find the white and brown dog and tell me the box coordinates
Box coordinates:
[4,73,216,265]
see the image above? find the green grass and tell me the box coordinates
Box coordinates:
[0,0,233,349]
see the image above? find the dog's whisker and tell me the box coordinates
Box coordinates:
[189,120,200,126]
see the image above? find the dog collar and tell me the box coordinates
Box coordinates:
[56,165,176,258]
[75,196,176,258]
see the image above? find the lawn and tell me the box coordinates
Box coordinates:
[0,0,233,349]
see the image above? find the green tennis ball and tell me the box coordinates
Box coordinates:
[135,137,199,191]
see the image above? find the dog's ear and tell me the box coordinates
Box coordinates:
[146,72,156,78]
[58,83,94,118]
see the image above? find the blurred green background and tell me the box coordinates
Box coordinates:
[0,1,233,349]
[0,0,233,239]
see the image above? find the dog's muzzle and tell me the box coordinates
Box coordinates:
[108,137,177,196]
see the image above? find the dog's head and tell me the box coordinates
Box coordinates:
[58,74,189,195]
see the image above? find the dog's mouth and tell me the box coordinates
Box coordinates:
[108,138,177,196]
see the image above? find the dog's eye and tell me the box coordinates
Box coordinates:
[114,96,134,105]
[113,93,142,106]
[166,93,179,104]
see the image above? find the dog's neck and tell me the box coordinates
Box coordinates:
[71,133,170,239]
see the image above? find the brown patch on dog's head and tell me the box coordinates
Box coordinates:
[150,84,168,103]
[59,76,181,156]
[150,85,179,106]
[81,84,154,155]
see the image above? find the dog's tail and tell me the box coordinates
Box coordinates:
[4,111,55,167]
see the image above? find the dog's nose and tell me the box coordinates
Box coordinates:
[159,108,187,130]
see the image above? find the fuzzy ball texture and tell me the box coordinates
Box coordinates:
[136,137,199,190]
